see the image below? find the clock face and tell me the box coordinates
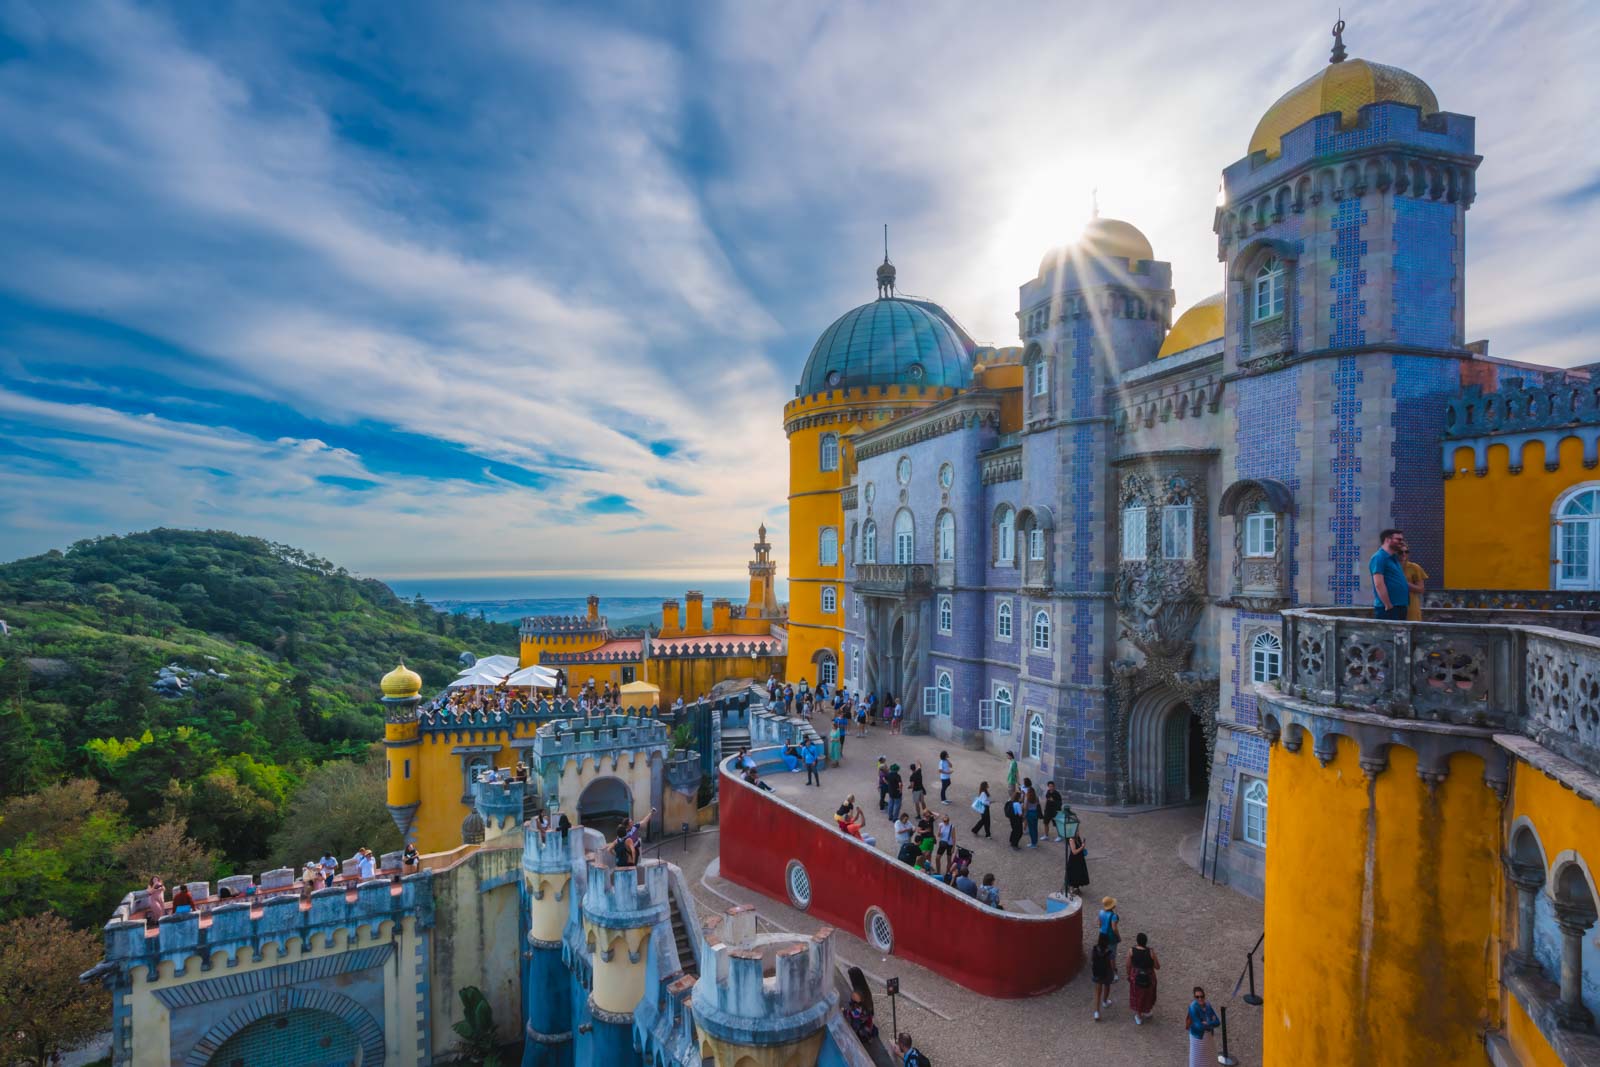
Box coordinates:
[939,463,954,488]
[897,457,911,485]
[864,482,875,505]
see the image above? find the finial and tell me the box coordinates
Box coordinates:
[876,224,897,299]
[1330,15,1347,63]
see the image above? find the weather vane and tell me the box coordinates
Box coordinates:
[1330,13,1347,63]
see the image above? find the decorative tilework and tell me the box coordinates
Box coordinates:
[1330,199,1368,348]
[1227,610,1282,728]
[1235,367,1303,603]
[1392,198,1457,348]
[1390,356,1460,583]
[1329,357,1364,605]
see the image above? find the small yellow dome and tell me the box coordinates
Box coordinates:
[381,663,423,698]
[1039,217,1155,276]
[1249,57,1438,160]
[1158,292,1225,358]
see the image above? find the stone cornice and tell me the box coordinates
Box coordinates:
[853,394,1003,459]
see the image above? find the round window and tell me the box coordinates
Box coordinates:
[939,462,954,489]
[896,457,912,485]
[864,482,876,505]
[907,362,925,380]
[826,369,842,387]
[865,906,894,952]
[785,860,812,910]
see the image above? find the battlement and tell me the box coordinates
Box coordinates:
[103,873,432,972]
[532,714,669,759]
[691,905,837,1047]
[1443,375,1597,440]
[520,614,609,635]
[539,647,642,665]
[472,776,529,835]
[581,856,670,930]
[664,749,702,793]
[648,638,783,659]
[522,821,582,874]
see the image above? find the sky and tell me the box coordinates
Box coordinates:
[0,1,1596,584]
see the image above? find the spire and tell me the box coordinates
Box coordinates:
[1330,15,1347,63]
[876,224,896,299]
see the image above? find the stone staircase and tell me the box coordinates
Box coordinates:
[669,891,698,979]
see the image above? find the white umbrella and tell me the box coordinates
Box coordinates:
[506,664,561,689]
[457,654,518,676]
[448,664,513,688]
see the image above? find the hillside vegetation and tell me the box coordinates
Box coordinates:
[0,529,515,928]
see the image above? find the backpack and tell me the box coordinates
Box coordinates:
[904,1049,931,1067]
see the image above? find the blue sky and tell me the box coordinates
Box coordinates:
[0,1,1595,582]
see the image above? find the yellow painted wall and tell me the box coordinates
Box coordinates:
[648,653,783,706]
[783,385,954,683]
[1505,994,1566,1067]
[1263,738,1501,1065]
[411,724,540,854]
[1444,435,1593,589]
[585,923,653,1014]
[519,628,609,669]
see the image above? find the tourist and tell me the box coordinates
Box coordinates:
[1128,932,1161,1024]
[357,847,376,880]
[1186,987,1221,1065]
[894,1032,931,1067]
[319,850,339,888]
[970,780,993,838]
[803,739,822,787]
[855,699,868,737]
[1369,528,1410,620]
[403,842,421,871]
[908,762,927,816]
[1043,781,1064,842]
[556,811,572,843]
[782,741,801,772]
[937,750,953,804]
[885,763,904,821]
[1090,933,1115,1021]
[891,698,904,734]
[1098,896,1123,979]
[145,876,166,925]
[171,883,194,916]
[893,811,914,849]
[1401,545,1429,621]
[1066,828,1091,899]
[845,966,878,1043]
[1005,789,1025,849]
[953,864,978,898]
[828,721,844,766]
[876,756,890,810]
[744,767,773,792]
[933,814,956,875]
[1005,750,1019,793]
[978,873,1001,910]
[1023,784,1042,848]
[610,829,635,867]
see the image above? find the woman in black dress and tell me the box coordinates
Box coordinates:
[1066,830,1090,899]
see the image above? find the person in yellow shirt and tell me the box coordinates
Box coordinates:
[1400,547,1428,621]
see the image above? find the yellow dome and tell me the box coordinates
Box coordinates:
[1158,292,1225,358]
[381,663,423,698]
[1039,217,1155,275]
[1249,57,1438,160]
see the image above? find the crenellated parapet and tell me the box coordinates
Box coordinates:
[582,857,670,934]
[532,714,669,764]
[472,777,529,840]
[520,613,610,636]
[692,905,838,1065]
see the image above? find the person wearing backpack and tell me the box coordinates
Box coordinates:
[1127,931,1160,1024]
[894,1031,931,1067]
[1089,932,1115,1022]
[1004,788,1025,849]
[1097,896,1122,996]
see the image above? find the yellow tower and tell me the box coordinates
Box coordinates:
[784,248,975,685]
[381,662,424,844]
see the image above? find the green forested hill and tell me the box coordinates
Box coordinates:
[0,529,515,927]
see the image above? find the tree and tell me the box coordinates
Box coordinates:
[451,986,503,1067]
[268,749,400,866]
[0,914,108,1066]
[115,820,217,886]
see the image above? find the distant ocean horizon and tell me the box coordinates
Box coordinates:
[388,576,778,626]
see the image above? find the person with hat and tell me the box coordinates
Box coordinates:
[885,762,904,821]
[1097,896,1123,991]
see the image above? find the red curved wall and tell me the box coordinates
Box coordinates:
[718,762,1082,998]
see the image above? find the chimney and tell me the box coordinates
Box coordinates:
[660,600,681,637]
[586,594,600,622]
[684,591,705,636]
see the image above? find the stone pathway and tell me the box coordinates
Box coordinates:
[677,726,1267,1066]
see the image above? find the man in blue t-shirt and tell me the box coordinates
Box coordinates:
[1370,528,1410,620]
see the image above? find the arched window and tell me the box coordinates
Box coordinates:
[1029,526,1046,561]
[1028,713,1045,759]
[819,527,839,566]
[1244,503,1277,557]
[850,647,861,684]
[1557,486,1600,589]
[821,586,837,614]
[936,671,952,717]
[817,653,837,687]
[893,510,915,564]
[861,520,878,564]
[1032,609,1051,651]
[849,521,859,564]
[1122,504,1147,560]
[937,511,956,561]
[994,686,1013,733]
[938,595,952,634]
[1250,631,1282,683]
[820,433,839,472]
[1241,777,1268,847]
[996,506,1016,564]
[1254,257,1285,321]
[997,600,1013,639]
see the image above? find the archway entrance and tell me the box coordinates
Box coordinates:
[577,775,633,840]
[209,1008,359,1067]
[1129,689,1209,805]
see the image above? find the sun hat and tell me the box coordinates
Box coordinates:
[1102,896,1117,909]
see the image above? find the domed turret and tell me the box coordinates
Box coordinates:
[1039,217,1155,276]
[1248,21,1439,160]
[381,663,423,699]
[1158,292,1224,358]
[796,281,976,396]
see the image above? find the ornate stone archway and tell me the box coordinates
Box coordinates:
[186,987,385,1067]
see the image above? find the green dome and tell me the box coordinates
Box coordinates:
[798,297,976,396]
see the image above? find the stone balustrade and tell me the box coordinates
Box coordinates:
[520,614,610,635]
[1278,606,1600,770]
[854,563,933,597]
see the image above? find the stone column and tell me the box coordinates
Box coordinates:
[1553,901,1596,1030]
[1504,859,1543,971]
[522,827,574,1067]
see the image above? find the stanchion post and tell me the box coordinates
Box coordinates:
[1216,1006,1238,1066]
[1243,951,1263,1007]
